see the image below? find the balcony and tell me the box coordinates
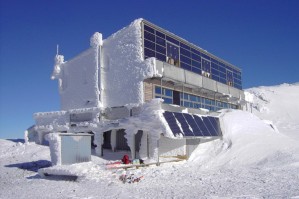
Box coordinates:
[154,59,245,101]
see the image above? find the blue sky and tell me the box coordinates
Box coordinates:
[0,0,298,139]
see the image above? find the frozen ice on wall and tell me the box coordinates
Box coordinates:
[102,18,158,108]
[46,133,61,165]
[51,55,65,80]
[90,32,103,47]
[50,19,159,111]
[57,48,100,110]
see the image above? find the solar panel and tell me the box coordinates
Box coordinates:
[193,115,212,136]
[207,117,222,136]
[163,111,182,136]
[183,113,204,136]
[163,111,222,137]
[173,112,194,136]
[202,117,218,136]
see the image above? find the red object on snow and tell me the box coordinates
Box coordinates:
[122,155,130,164]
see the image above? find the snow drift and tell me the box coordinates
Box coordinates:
[189,110,299,168]
[190,83,299,168]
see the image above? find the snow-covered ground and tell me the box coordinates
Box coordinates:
[1,83,299,198]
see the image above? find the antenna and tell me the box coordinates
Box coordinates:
[56,44,59,55]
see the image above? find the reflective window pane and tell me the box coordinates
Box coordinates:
[181,62,191,71]
[167,43,179,58]
[191,67,201,74]
[144,31,155,42]
[144,48,155,58]
[156,52,166,62]
[164,88,173,97]
[180,42,190,50]
[155,86,161,94]
[191,53,201,62]
[180,55,191,65]
[144,39,155,50]
[156,45,166,54]
[144,25,155,33]
[156,36,165,47]
[163,97,173,104]
[166,36,180,45]
[192,60,201,68]
[156,30,165,38]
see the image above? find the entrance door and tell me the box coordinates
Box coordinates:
[173,90,180,105]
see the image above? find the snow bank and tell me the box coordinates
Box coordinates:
[246,83,299,140]
[189,110,299,168]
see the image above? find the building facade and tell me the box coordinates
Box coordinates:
[142,20,243,111]
[33,19,245,162]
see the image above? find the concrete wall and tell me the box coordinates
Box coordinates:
[155,60,244,101]
[159,136,186,157]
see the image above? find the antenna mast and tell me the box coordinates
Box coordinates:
[56,44,59,55]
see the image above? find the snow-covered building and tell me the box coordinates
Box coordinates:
[34,19,245,162]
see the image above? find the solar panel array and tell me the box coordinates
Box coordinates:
[163,111,222,137]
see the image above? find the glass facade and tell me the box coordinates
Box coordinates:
[143,22,242,90]
[155,86,173,105]
[155,86,238,111]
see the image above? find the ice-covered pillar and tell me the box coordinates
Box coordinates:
[148,133,159,161]
[90,32,103,107]
[110,129,117,152]
[94,132,104,156]
[36,130,50,145]
[139,131,149,160]
[130,135,136,160]
[45,133,61,166]
[124,128,137,160]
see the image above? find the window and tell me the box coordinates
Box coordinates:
[226,70,234,87]
[202,58,211,78]
[164,88,173,97]
[167,42,180,67]
[142,22,242,89]
[155,86,161,95]
[154,85,239,111]
[155,86,173,104]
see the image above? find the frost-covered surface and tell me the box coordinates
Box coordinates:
[1,83,299,198]
[58,48,100,110]
[49,19,159,111]
[45,133,61,165]
[189,110,299,167]
[102,19,158,107]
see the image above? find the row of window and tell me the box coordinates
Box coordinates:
[143,23,242,90]
[154,86,238,111]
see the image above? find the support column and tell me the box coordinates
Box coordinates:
[148,134,159,161]
[110,129,117,152]
[139,131,148,160]
[94,132,103,156]
[130,134,136,160]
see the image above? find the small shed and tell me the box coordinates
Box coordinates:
[48,133,92,165]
